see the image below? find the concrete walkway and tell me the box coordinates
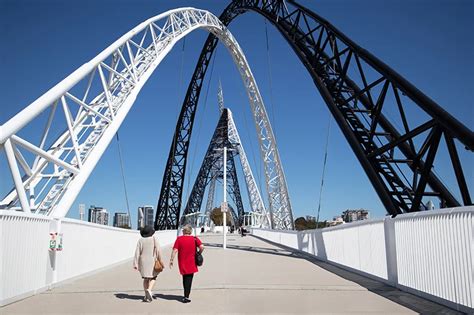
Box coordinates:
[2,234,459,314]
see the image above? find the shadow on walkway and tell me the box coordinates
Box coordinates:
[115,292,182,302]
[153,293,182,301]
[204,238,461,315]
[114,293,143,301]
[203,242,304,259]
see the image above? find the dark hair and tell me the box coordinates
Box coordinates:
[140,225,155,238]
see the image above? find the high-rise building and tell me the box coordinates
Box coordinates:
[79,203,85,221]
[138,206,154,229]
[113,212,130,228]
[88,205,109,225]
[341,209,369,223]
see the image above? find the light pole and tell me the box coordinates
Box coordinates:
[214,146,235,250]
[222,146,228,249]
[215,144,240,249]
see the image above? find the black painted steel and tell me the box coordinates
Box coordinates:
[154,38,220,230]
[156,0,474,229]
[181,109,244,226]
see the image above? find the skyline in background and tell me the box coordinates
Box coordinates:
[1,0,472,229]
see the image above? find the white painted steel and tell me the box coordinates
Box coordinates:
[0,211,176,306]
[227,110,270,228]
[0,212,50,306]
[252,206,474,312]
[394,209,473,311]
[0,7,293,230]
[4,139,31,213]
[322,219,387,279]
[204,172,217,227]
[56,219,176,282]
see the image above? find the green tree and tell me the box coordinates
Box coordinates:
[294,217,327,230]
[210,207,232,225]
[294,217,308,231]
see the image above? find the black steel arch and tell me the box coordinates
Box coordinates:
[182,109,245,226]
[155,0,474,230]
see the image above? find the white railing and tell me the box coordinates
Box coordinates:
[0,211,176,306]
[0,212,51,307]
[394,209,473,311]
[252,206,473,313]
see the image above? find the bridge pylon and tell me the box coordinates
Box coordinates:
[181,107,271,229]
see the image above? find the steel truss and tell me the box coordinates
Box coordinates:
[182,108,270,228]
[158,0,473,222]
[227,109,270,227]
[182,109,243,225]
[203,172,218,227]
[0,8,284,220]
[155,8,294,230]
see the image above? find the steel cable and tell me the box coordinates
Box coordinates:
[316,118,331,225]
[115,132,131,228]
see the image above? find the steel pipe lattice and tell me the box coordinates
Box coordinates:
[0,8,292,226]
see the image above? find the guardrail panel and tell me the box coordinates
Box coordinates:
[0,211,177,306]
[0,212,51,303]
[394,211,473,309]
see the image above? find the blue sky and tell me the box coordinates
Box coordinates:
[1,0,472,228]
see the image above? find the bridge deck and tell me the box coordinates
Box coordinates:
[3,234,458,314]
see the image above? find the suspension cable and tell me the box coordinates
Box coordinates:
[316,118,331,226]
[173,37,187,143]
[264,18,278,140]
[168,37,186,206]
[115,132,131,228]
[178,37,186,106]
[238,72,264,205]
[186,48,218,205]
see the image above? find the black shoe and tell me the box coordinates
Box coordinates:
[181,297,191,303]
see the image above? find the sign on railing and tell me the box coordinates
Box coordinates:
[49,232,63,251]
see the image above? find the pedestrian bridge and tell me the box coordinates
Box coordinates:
[1,207,472,314]
[0,234,463,314]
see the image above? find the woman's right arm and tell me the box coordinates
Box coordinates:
[169,248,178,269]
[133,240,141,269]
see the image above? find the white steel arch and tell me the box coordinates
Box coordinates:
[227,110,271,228]
[0,7,293,228]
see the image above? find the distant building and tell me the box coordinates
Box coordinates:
[305,215,316,222]
[88,205,109,225]
[138,206,154,229]
[79,203,85,221]
[426,200,435,210]
[342,209,369,223]
[327,216,344,227]
[113,212,130,228]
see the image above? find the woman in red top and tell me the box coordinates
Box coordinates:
[169,224,204,303]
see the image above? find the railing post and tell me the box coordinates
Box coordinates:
[384,217,398,285]
[48,218,62,286]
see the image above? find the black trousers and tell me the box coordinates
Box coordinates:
[182,274,194,298]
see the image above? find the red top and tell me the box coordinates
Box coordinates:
[173,236,202,275]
